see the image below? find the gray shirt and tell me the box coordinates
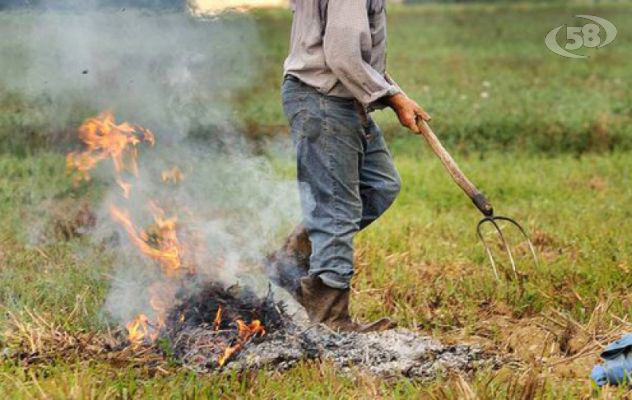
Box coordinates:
[283,0,401,108]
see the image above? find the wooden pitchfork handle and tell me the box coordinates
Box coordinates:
[415,118,494,217]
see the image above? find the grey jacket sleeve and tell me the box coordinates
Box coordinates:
[368,72,403,111]
[322,0,400,107]
[385,72,403,95]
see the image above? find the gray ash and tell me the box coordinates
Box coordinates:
[162,281,498,379]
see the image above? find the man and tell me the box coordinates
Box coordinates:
[266,0,431,332]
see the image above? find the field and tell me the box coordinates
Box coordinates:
[1,2,632,399]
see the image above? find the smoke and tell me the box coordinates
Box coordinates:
[0,0,187,11]
[0,7,258,138]
[100,144,300,325]
[0,5,301,326]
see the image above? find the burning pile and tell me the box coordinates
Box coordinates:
[165,283,286,369]
[164,281,495,378]
[67,111,270,364]
[64,112,497,378]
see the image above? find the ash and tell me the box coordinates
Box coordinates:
[234,326,492,380]
[166,283,494,379]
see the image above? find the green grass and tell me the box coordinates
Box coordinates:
[1,2,632,398]
[242,2,632,153]
[1,149,631,398]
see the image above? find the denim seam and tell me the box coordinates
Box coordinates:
[322,95,349,283]
[321,96,338,231]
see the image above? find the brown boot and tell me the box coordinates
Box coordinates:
[264,225,311,299]
[298,276,395,332]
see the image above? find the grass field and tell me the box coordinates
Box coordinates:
[1,2,632,399]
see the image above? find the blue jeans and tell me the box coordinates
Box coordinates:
[282,77,401,289]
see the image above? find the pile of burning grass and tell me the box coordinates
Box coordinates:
[159,281,497,379]
[1,111,495,378]
[2,280,497,380]
[165,283,286,369]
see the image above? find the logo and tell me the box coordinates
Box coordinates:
[545,15,617,59]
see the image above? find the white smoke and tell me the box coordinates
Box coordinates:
[101,144,300,325]
[0,8,258,137]
[0,7,301,325]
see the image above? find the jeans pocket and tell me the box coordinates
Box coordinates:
[282,80,308,118]
[282,97,307,126]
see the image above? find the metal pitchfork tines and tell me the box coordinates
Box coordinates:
[416,118,538,281]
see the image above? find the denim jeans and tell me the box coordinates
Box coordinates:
[282,77,401,289]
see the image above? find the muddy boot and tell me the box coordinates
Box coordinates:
[264,225,311,299]
[298,276,395,332]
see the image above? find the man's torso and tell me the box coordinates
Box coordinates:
[283,0,388,99]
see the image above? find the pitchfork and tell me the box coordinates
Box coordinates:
[415,118,538,281]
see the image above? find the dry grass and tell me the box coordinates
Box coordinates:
[2,309,166,370]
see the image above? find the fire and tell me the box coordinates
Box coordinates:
[69,111,268,365]
[211,305,267,366]
[68,111,189,348]
[213,305,222,331]
[110,205,182,274]
[126,314,150,345]
[66,110,154,189]
[218,319,266,366]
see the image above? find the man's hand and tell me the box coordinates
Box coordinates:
[385,92,431,134]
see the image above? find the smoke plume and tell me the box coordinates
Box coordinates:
[0,4,300,326]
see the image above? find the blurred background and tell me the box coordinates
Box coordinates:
[0,0,630,155]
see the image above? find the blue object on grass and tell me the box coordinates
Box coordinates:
[592,333,632,386]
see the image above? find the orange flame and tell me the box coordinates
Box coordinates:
[126,314,149,345]
[69,112,267,359]
[218,319,266,366]
[68,111,192,350]
[110,205,182,274]
[66,110,154,187]
[213,306,222,331]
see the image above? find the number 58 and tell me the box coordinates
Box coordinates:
[566,23,602,50]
